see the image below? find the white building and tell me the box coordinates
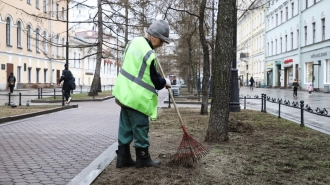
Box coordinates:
[265,0,329,91]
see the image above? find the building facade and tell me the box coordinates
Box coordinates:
[237,0,265,87]
[265,0,329,91]
[0,0,67,90]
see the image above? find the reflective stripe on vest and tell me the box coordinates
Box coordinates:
[119,50,157,95]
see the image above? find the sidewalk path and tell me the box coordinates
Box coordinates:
[0,99,120,185]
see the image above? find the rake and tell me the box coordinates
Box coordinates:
[156,60,209,164]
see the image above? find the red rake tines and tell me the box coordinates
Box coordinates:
[172,126,210,164]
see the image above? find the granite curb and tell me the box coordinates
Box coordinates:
[0,104,79,124]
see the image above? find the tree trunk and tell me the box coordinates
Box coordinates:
[205,0,236,142]
[199,0,210,115]
[88,0,103,96]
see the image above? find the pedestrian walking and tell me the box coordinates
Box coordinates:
[112,20,171,168]
[307,83,314,95]
[7,72,16,94]
[249,77,255,90]
[59,64,73,104]
[292,79,299,97]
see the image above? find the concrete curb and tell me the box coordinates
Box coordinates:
[0,104,78,124]
[31,96,113,103]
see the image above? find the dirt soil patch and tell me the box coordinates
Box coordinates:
[0,105,61,118]
[92,108,330,185]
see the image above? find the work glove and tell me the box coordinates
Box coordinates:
[165,78,171,89]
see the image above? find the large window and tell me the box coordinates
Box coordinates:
[62,7,65,21]
[17,66,21,83]
[286,7,288,21]
[17,21,22,48]
[28,68,32,83]
[6,17,11,46]
[27,25,31,50]
[56,35,59,57]
[36,28,40,52]
[43,31,47,53]
[280,11,283,24]
[306,0,308,9]
[291,3,294,17]
[276,14,278,26]
[62,38,65,58]
[291,32,293,50]
[36,68,40,83]
[280,37,282,53]
[326,60,330,83]
[43,0,46,12]
[271,41,273,55]
[297,29,299,48]
[275,39,277,54]
[322,19,325,41]
[285,35,287,52]
[27,0,30,4]
[306,62,313,83]
[36,0,39,9]
[44,69,47,83]
[74,52,76,68]
[312,23,315,43]
[56,3,59,19]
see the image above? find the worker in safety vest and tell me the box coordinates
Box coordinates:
[113,20,171,168]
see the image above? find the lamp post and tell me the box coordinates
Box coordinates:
[65,0,69,68]
[229,4,240,112]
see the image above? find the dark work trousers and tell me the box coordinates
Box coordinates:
[62,89,70,101]
[9,85,14,93]
[118,107,150,148]
[293,87,298,97]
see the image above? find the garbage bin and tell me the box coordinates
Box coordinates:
[324,86,329,93]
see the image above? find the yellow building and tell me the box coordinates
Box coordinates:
[237,0,265,87]
[0,0,67,90]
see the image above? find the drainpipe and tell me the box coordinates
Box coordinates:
[50,0,54,85]
[298,0,302,88]
[264,8,268,86]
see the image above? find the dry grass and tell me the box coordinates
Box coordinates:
[92,108,330,185]
[0,105,61,118]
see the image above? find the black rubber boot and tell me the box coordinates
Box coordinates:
[116,145,135,168]
[135,147,160,168]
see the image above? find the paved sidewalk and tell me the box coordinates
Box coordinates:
[0,99,120,185]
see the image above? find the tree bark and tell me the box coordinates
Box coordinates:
[199,0,210,115]
[88,0,103,96]
[205,0,236,142]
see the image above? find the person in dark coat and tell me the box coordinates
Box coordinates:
[7,72,16,94]
[249,77,255,90]
[292,79,299,97]
[59,64,73,104]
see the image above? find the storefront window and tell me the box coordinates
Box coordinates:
[326,60,330,83]
[306,62,313,83]
[287,68,293,84]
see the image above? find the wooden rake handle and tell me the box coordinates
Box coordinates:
[156,60,185,128]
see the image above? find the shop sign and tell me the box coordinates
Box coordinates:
[311,52,327,59]
[267,62,273,67]
[284,59,293,64]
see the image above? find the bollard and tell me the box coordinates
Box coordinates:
[300,100,304,127]
[38,88,40,99]
[168,92,171,108]
[8,93,11,106]
[80,85,82,94]
[261,93,264,112]
[19,93,22,106]
[54,88,56,99]
[41,88,43,98]
[244,96,246,109]
[278,100,281,118]
[263,94,267,113]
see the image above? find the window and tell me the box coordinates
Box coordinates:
[27,25,31,50]
[306,0,308,9]
[17,21,22,48]
[43,31,47,53]
[74,52,76,67]
[280,11,283,24]
[271,41,273,55]
[285,35,287,52]
[271,17,273,28]
[326,60,330,83]
[286,7,288,21]
[43,0,46,12]
[36,0,39,8]
[268,42,269,56]
[56,3,59,19]
[62,38,65,58]
[36,28,40,52]
[62,7,65,21]
[314,0,316,4]
[312,23,315,43]
[6,17,11,46]
[56,35,59,57]
[36,69,40,83]
[280,37,283,53]
[44,69,47,83]
[79,53,81,68]
[306,62,313,83]
[322,19,325,41]
[275,39,277,54]
[291,32,293,50]
[276,14,278,26]
[28,68,32,83]
[51,34,54,56]
[297,30,299,48]
[27,0,30,4]
[305,26,307,45]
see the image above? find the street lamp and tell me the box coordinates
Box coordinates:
[229,6,240,112]
[65,1,69,68]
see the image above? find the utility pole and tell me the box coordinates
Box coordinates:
[66,0,69,68]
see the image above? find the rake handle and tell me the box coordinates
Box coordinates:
[156,60,185,128]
